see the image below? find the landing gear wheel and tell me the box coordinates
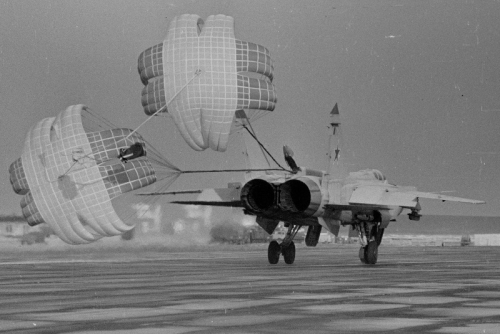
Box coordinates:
[364,241,378,265]
[282,241,296,264]
[375,227,385,246]
[359,246,366,264]
[268,240,281,264]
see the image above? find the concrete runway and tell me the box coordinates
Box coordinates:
[1,243,500,333]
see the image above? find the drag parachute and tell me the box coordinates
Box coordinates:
[9,105,157,245]
[138,14,277,152]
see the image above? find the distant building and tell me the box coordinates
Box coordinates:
[0,215,29,238]
[0,215,50,244]
[471,234,500,246]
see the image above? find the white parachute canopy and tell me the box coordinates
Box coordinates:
[138,14,277,152]
[9,105,161,245]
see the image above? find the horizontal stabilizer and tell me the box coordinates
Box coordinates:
[141,185,243,208]
[137,190,203,196]
[171,200,243,207]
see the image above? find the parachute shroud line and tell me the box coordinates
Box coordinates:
[123,69,203,143]
[58,70,202,179]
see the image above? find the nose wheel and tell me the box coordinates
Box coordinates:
[359,246,366,264]
[356,223,384,265]
[359,241,378,265]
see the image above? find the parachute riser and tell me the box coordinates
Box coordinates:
[239,123,288,172]
[179,168,291,174]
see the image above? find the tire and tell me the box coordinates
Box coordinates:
[268,240,281,264]
[364,241,378,265]
[359,246,366,264]
[282,241,296,265]
[376,228,385,246]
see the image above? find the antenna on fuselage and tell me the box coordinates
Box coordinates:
[283,145,301,174]
[330,103,340,133]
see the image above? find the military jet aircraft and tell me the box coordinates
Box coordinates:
[145,105,485,265]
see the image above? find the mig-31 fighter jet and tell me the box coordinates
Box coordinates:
[144,105,485,265]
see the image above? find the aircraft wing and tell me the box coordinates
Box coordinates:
[324,203,390,212]
[401,191,485,204]
[348,186,485,209]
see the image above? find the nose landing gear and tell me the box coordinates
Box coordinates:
[356,223,384,265]
[359,240,379,264]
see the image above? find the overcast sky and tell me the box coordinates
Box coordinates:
[1,0,500,221]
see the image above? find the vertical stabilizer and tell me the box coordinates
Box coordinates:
[327,103,347,179]
[235,110,272,181]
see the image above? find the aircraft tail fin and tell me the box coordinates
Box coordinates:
[327,103,347,179]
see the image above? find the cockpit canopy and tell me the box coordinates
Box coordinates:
[348,169,387,181]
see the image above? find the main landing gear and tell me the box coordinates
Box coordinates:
[267,224,301,265]
[356,223,384,265]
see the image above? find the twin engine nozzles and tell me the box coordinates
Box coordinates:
[240,177,322,216]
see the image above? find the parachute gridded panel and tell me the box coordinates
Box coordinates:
[9,158,29,195]
[138,14,277,152]
[9,105,156,245]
